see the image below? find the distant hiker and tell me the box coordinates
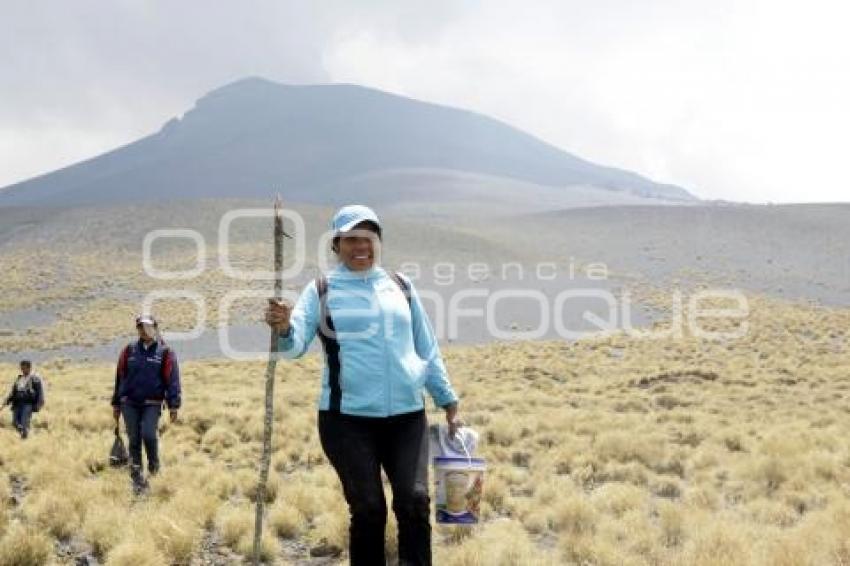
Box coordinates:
[111,315,181,494]
[265,204,462,566]
[3,360,45,439]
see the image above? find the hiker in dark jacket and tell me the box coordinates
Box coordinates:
[111,315,181,493]
[266,205,462,566]
[3,360,45,439]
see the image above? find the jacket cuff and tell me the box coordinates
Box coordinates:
[276,328,299,356]
[433,390,459,409]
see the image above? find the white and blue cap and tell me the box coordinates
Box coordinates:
[331,204,382,239]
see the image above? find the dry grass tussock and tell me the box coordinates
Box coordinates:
[0,293,848,564]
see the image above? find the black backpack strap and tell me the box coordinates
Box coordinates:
[316,275,328,302]
[390,272,419,345]
[315,276,332,339]
[389,271,412,307]
[315,276,342,413]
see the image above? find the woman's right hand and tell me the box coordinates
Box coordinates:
[265,298,292,334]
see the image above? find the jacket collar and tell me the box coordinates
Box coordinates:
[331,262,385,281]
[137,338,160,353]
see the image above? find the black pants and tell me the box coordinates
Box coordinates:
[318,409,431,566]
[121,403,161,475]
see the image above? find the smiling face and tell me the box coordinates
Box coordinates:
[336,221,380,271]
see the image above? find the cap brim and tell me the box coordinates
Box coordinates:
[336,219,380,235]
[136,318,155,326]
[336,219,361,234]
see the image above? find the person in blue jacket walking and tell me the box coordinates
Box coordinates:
[111,314,181,493]
[266,204,462,566]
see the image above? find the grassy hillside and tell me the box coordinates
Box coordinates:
[0,293,848,564]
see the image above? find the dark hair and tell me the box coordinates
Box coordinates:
[20,360,31,367]
[332,221,382,254]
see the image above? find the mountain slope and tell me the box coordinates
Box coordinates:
[0,77,696,206]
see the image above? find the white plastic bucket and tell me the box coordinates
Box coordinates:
[433,456,486,524]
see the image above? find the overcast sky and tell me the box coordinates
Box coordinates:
[2,0,848,203]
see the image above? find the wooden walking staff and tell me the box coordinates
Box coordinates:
[253,196,288,564]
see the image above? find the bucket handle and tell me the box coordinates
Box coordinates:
[453,427,473,467]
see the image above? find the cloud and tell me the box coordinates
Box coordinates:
[324,0,850,203]
[2,0,849,203]
[0,0,331,185]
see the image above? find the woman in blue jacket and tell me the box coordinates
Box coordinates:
[266,204,461,566]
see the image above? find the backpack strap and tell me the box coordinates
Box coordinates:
[28,375,42,397]
[316,276,328,305]
[315,276,334,341]
[119,342,134,380]
[315,276,341,412]
[389,271,412,307]
[160,344,172,385]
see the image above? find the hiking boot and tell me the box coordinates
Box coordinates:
[132,475,149,495]
[130,464,143,481]
[132,481,148,496]
[130,465,148,495]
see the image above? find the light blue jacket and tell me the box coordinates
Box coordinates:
[278,263,458,417]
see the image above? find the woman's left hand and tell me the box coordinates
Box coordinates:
[444,402,463,438]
